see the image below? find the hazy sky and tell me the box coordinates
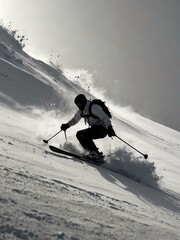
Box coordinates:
[0,0,180,131]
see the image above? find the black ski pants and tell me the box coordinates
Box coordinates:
[76,125,107,152]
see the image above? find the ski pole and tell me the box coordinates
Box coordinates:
[43,130,62,144]
[115,134,148,159]
[64,131,67,141]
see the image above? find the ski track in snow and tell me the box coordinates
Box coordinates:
[0,26,180,239]
[0,135,180,240]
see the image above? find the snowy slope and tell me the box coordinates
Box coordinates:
[0,27,180,240]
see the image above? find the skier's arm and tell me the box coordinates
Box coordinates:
[67,110,82,127]
[91,104,112,128]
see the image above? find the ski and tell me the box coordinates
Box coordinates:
[49,145,105,165]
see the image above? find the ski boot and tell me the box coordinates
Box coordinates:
[86,150,105,163]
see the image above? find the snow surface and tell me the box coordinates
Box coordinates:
[0,26,180,240]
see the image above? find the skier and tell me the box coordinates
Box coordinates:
[60,94,116,162]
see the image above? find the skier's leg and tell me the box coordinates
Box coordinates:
[76,126,107,152]
[76,129,89,150]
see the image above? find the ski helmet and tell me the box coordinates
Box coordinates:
[74,94,87,110]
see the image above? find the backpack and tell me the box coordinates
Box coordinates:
[89,99,112,119]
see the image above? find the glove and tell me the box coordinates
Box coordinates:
[61,123,70,131]
[107,125,116,137]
